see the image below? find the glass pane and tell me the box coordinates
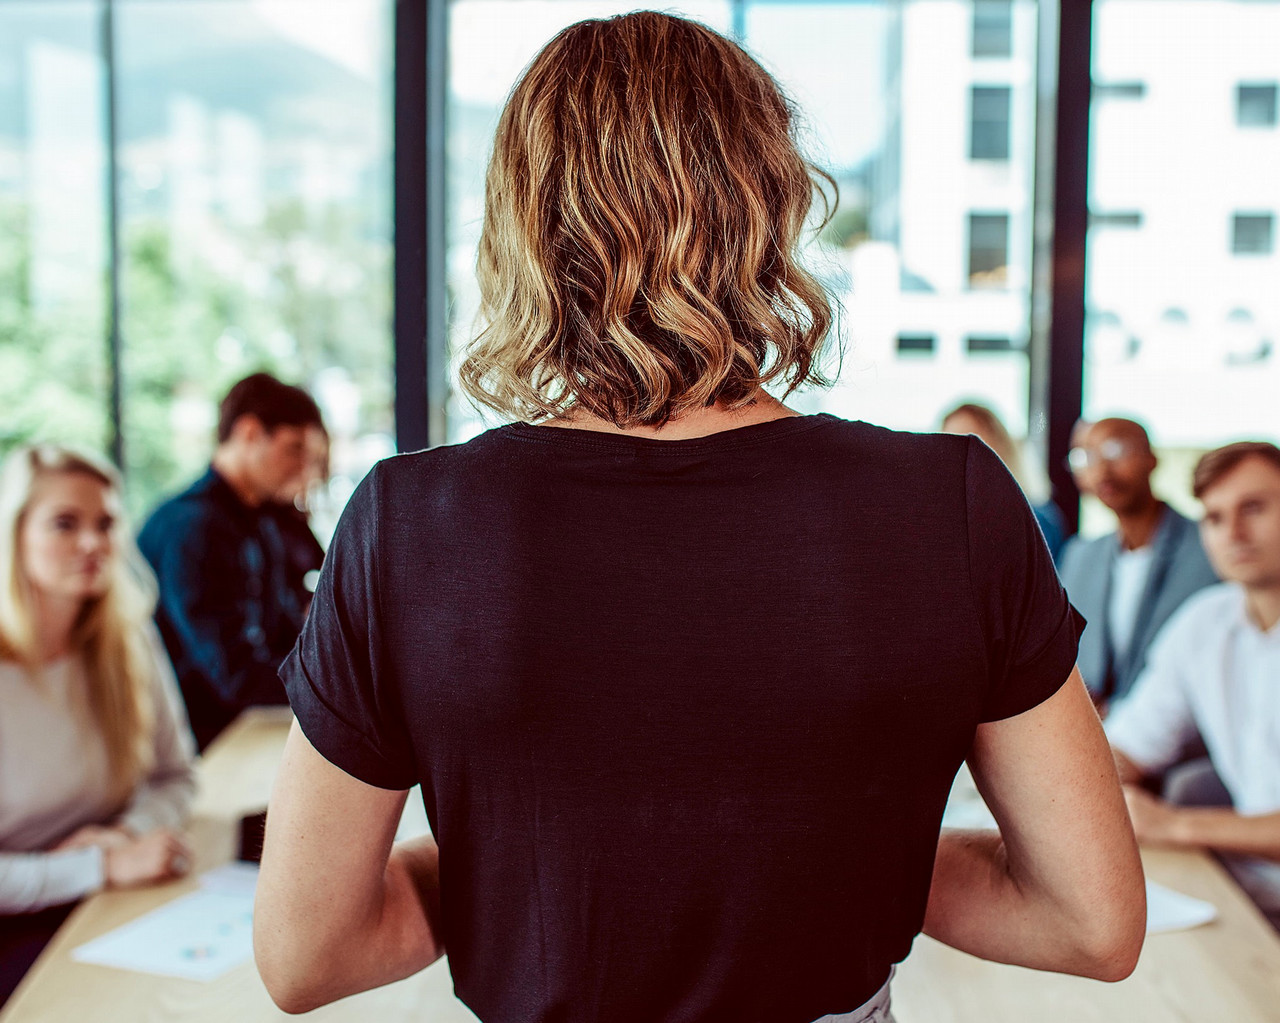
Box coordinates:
[1237,83,1278,127]
[1085,0,1280,532]
[114,0,394,524]
[970,85,1011,160]
[738,1,1040,445]
[0,2,110,454]
[445,0,734,443]
[972,0,1013,58]
[445,1,1041,459]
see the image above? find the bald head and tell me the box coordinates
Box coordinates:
[1069,417,1158,516]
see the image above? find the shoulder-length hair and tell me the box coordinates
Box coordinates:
[0,445,157,806]
[460,11,835,427]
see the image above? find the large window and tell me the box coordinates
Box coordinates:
[446,0,1042,445]
[1085,0,1280,532]
[0,3,111,453]
[113,0,394,520]
[0,0,395,525]
[444,1,732,443]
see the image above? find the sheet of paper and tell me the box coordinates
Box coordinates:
[72,888,254,981]
[1145,880,1217,933]
[197,861,259,897]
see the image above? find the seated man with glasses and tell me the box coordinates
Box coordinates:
[1060,417,1217,707]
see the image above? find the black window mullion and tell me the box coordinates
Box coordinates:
[1041,0,1092,536]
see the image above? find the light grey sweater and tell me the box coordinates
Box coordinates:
[0,630,196,913]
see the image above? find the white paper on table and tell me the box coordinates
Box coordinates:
[72,888,254,981]
[197,861,259,897]
[1145,880,1217,933]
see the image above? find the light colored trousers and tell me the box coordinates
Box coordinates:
[812,969,895,1023]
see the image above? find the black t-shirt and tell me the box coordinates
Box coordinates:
[281,414,1083,1023]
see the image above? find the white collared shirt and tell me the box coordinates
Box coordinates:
[1106,583,1280,815]
[1106,583,1280,912]
[1108,542,1157,662]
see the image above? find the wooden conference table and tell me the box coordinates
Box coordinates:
[5,708,1280,1023]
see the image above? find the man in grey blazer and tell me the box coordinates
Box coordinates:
[1059,418,1218,705]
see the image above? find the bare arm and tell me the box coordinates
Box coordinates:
[924,668,1145,981]
[1122,785,1280,860]
[254,721,444,1014]
[1112,748,1145,786]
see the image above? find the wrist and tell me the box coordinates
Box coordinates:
[1164,807,1202,848]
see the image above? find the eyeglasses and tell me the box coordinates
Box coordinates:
[1067,439,1134,473]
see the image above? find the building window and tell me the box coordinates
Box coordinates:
[1232,213,1275,255]
[967,213,1009,287]
[1090,211,1143,228]
[972,0,1012,58]
[966,336,1016,353]
[1237,83,1279,127]
[970,86,1011,161]
[896,334,936,355]
[1093,81,1147,100]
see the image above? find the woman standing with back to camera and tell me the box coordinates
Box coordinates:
[0,446,195,1006]
[256,13,1145,1022]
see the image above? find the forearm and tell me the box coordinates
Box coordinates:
[258,836,443,1014]
[0,848,103,914]
[1164,808,1280,860]
[924,829,1138,980]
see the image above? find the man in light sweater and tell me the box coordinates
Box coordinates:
[1107,441,1280,928]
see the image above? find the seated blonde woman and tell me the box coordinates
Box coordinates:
[0,446,195,1005]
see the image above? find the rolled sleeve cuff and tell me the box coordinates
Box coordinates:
[279,649,416,791]
[981,603,1087,722]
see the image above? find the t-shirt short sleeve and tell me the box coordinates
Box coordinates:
[279,464,417,789]
[965,437,1086,721]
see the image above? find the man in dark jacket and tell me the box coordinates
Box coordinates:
[139,373,324,750]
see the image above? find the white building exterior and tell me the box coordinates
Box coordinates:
[824,0,1279,455]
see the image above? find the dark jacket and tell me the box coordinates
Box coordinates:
[1059,504,1218,701]
[138,468,299,750]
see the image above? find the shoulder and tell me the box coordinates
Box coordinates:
[1162,505,1206,550]
[1059,531,1113,575]
[139,475,227,544]
[813,417,973,486]
[1164,582,1239,631]
[1161,507,1218,580]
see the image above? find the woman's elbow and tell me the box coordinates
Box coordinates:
[1072,894,1146,982]
[254,917,336,1014]
[256,946,331,1015]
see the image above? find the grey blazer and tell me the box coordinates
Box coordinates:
[1059,505,1218,701]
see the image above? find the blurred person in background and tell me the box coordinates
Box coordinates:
[1107,442,1280,929]
[254,13,1143,1021]
[0,445,195,1006]
[940,402,1066,561]
[1059,417,1217,708]
[262,423,329,627]
[138,372,324,751]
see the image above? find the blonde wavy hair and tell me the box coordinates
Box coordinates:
[0,445,157,806]
[460,11,836,427]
